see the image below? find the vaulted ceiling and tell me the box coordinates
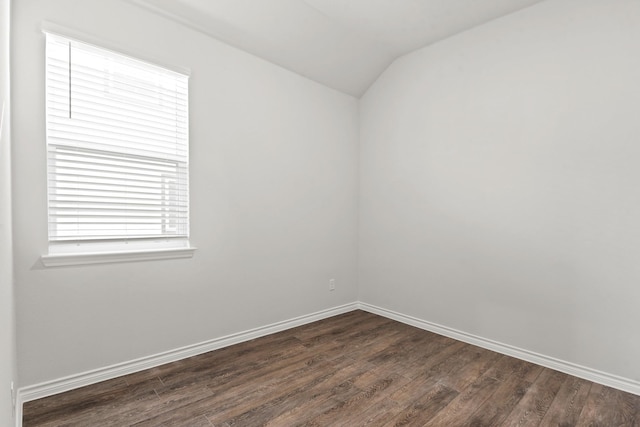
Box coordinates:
[129,0,546,97]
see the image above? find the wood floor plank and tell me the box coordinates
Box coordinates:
[539,375,593,426]
[382,383,459,427]
[294,312,392,346]
[500,367,566,426]
[421,354,540,427]
[213,358,370,426]
[339,324,407,361]
[183,415,213,426]
[576,383,640,426]
[22,377,146,426]
[202,342,314,393]
[387,342,466,405]
[356,397,404,427]
[422,359,504,426]
[30,380,162,427]
[302,373,410,427]
[453,356,543,426]
[436,346,501,392]
[22,310,640,427]
[160,337,307,389]
[139,354,349,426]
[365,329,456,379]
[261,382,358,426]
[209,358,365,426]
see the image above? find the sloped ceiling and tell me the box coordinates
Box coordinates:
[129,0,546,97]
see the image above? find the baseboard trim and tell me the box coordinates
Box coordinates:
[357,302,640,397]
[16,300,640,427]
[16,302,358,421]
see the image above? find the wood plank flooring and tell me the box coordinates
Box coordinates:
[23,310,640,426]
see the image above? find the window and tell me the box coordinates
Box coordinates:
[42,32,194,266]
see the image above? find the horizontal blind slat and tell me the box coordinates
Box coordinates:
[47,129,188,156]
[46,107,187,140]
[47,82,188,120]
[47,34,189,80]
[47,69,188,106]
[47,162,182,180]
[47,59,189,100]
[46,93,188,123]
[49,146,187,169]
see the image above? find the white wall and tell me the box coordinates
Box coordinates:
[12,0,359,387]
[359,0,640,382]
[1,0,17,423]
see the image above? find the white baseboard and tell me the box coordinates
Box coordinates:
[15,302,359,426]
[16,300,640,427]
[357,302,640,397]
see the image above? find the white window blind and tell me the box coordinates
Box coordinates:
[45,32,189,243]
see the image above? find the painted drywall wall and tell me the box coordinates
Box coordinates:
[359,0,640,382]
[13,0,359,387]
[1,0,17,423]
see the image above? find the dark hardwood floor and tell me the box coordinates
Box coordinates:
[23,310,640,426]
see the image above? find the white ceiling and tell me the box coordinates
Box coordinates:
[129,0,546,97]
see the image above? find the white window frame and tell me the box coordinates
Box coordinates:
[40,28,195,267]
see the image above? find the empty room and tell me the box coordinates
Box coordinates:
[1,0,640,425]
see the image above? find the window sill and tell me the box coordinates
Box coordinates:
[41,246,196,268]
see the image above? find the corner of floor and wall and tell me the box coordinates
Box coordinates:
[8,0,640,425]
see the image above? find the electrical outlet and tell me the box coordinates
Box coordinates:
[329,279,336,291]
